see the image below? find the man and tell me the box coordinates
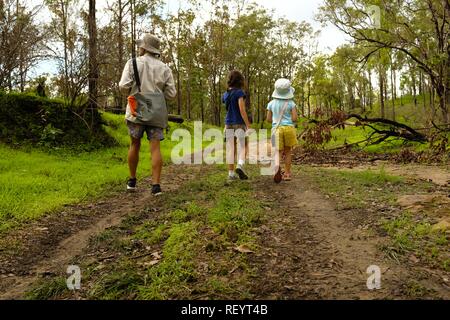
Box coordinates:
[119,34,176,196]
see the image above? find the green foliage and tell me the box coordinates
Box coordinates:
[0,92,113,149]
[0,112,211,232]
[307,167,404,209]
[76,167,263,300]
[137,222,199,300]
[25,277,69,300]
[382,213,449,270]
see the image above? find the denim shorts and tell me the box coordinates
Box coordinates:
[126,121,164,141]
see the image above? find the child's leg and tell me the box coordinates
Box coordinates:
[228,143,236,176]
[226,132,236,176]
[284,147,292,175]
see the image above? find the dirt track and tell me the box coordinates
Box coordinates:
[250,170,449,299]
[0,162,448,300]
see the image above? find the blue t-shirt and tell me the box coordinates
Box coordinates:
[267,99,296,127]
[223,89,246,125]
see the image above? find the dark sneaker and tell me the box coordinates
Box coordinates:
[235,166,249,180]
[127,178,137,192]
[152,184,163,196]
[274,167,282,184]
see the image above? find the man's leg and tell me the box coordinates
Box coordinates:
[151,139,163,185]
[128,138,141,179]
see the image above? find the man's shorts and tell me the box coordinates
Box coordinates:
[127,121,164,141]
[272,126,298,150]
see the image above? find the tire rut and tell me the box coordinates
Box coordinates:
[250,171,444,299]
[0,165,200,300]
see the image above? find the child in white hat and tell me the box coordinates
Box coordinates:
[266,78,298,183]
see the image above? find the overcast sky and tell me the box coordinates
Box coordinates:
[254,0,349,51]
[32,0,349,77]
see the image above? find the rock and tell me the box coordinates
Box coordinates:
[409,255,420,264]
[432,220,450,232]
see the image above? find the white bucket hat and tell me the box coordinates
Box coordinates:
[272,78,295,100]
[136,34,161,55]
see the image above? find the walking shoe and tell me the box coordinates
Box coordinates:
[274,167,282,184]
[127,178,137,192]
[152,184,163,196]
[235,166,249,180]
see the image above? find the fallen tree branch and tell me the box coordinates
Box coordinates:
[346,114,427,142]
[432,121,450,133]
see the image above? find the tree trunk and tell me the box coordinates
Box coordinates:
[391,66,396,121]
[88,0,98,114]
[117,0,125,111]
[412,69,417,107]
[368,69,373,110]
[130,0,136,58]
[176,67,181,115]
[187,66,191,120]
[307,82,311,117]
[61,0,69,102]
[379,69,385,119]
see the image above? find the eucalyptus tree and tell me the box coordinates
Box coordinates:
[319,0,450,123]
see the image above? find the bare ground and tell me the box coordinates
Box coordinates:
[249,171,449,299]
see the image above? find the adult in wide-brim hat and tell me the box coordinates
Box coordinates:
[136,34,161,56]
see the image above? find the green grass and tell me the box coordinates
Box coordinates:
[321,124,429,154]
[382,213,449,271]
[25,277,69,300]
[303,166,405,209]
[0,113,212,232]
[27,166,264,300]
[307,93,448,153]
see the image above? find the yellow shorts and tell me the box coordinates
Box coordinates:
[272,126,298,150]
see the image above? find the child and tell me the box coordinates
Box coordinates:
[222,70,252,181]
[266,78,298,183]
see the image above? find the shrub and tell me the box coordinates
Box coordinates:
[0,91,114,149]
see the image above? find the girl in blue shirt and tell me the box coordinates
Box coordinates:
[222,70,251,181]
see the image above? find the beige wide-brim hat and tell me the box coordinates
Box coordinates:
[136,34,161,55]
[272,78,295,100]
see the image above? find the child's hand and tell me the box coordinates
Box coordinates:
[245,128,256,137]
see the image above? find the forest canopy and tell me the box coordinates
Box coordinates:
[0,0,449,128]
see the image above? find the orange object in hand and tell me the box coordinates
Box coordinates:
[128,96,138,117]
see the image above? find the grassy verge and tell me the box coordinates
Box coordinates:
[302,166,406,210]
[321,125,430,154]
[303,166,449,271]
[381,213,449,271]
[0,113,212,232]
[27,166,264,300]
